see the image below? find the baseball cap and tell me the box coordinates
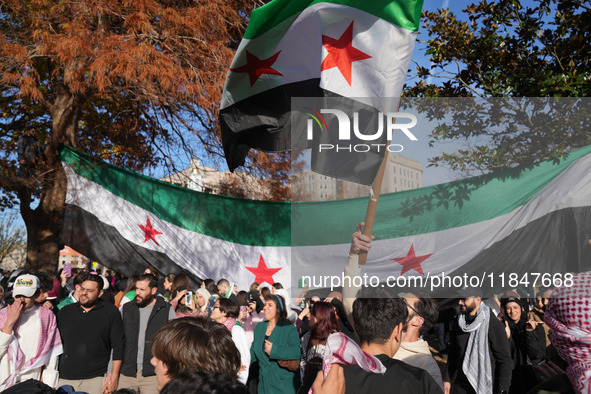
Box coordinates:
[13,274,40,298]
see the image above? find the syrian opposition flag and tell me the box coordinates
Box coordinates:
[60,144,591,296]
[60,146,291,291]
[291,145,591,296]
[220,0,423,185]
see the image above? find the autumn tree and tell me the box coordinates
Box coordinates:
[0,0,290,273]
[408,0,590,172]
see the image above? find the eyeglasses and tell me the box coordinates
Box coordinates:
[403,298,421,318]
[212,306,220,310]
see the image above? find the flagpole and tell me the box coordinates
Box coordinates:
[358,149,389,265]
[358,98,402,265]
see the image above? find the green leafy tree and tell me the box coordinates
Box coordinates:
[408,0,590,172]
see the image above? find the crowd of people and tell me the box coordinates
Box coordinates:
[0,224,589,394]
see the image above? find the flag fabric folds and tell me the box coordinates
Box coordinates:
[60,146,291,290]
[61,145,591,295]
[220,0,424,185]
[291,144,591,295]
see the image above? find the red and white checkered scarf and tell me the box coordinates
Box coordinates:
[222,317,237,333]
[310,332,386,393]
[545,271,591,394]
[0,304,63,388]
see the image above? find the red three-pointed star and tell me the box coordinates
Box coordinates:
[391,244,433,275]
[230,50,283,87]
[321,21,371,86]
[139,217,162,246]
[246,255,282,285]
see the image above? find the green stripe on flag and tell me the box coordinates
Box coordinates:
[292,145,591,246]
[61,144,591,248]
[244,0,424,40]
[60,146,291,247]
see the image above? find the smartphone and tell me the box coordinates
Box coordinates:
[64,263,72,278]
[185,291,193,306]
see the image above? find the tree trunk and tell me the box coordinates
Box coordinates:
[23,177,65,273]
[22,87,81,274]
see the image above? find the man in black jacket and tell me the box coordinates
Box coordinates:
[57,272,124,394]
[341,288,443,394]
[443,293,513,394]
[118,274,176,394]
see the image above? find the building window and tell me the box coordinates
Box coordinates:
[394,178,396,184]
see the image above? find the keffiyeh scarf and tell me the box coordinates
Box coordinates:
[545,271,591,394]
[309,332,385,394]
[222,317,237,333]
[0,305,63,388]
[459,302,493,394]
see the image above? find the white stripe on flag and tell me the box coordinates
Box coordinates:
[64,164,291,290]
[221,3,417,109]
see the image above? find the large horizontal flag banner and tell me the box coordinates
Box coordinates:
[291,143,591,297]
[220,0,423,185]
[62,142,591,297]
[60,146,291,291]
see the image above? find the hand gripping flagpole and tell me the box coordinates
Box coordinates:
[358,98,402,265]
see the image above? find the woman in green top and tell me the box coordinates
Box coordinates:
[250,294,301,394]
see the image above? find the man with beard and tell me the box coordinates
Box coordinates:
[57,272,124,394]
[443,292,513,394]
[118,273,175,394]
[394,293,444,390]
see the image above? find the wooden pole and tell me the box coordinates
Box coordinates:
[357,98,403,265]
[357,147,388,265]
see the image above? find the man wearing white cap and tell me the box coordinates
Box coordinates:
[0,274,63,390]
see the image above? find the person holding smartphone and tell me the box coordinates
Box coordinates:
[170,287,197,318]
[242,292,265,346]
